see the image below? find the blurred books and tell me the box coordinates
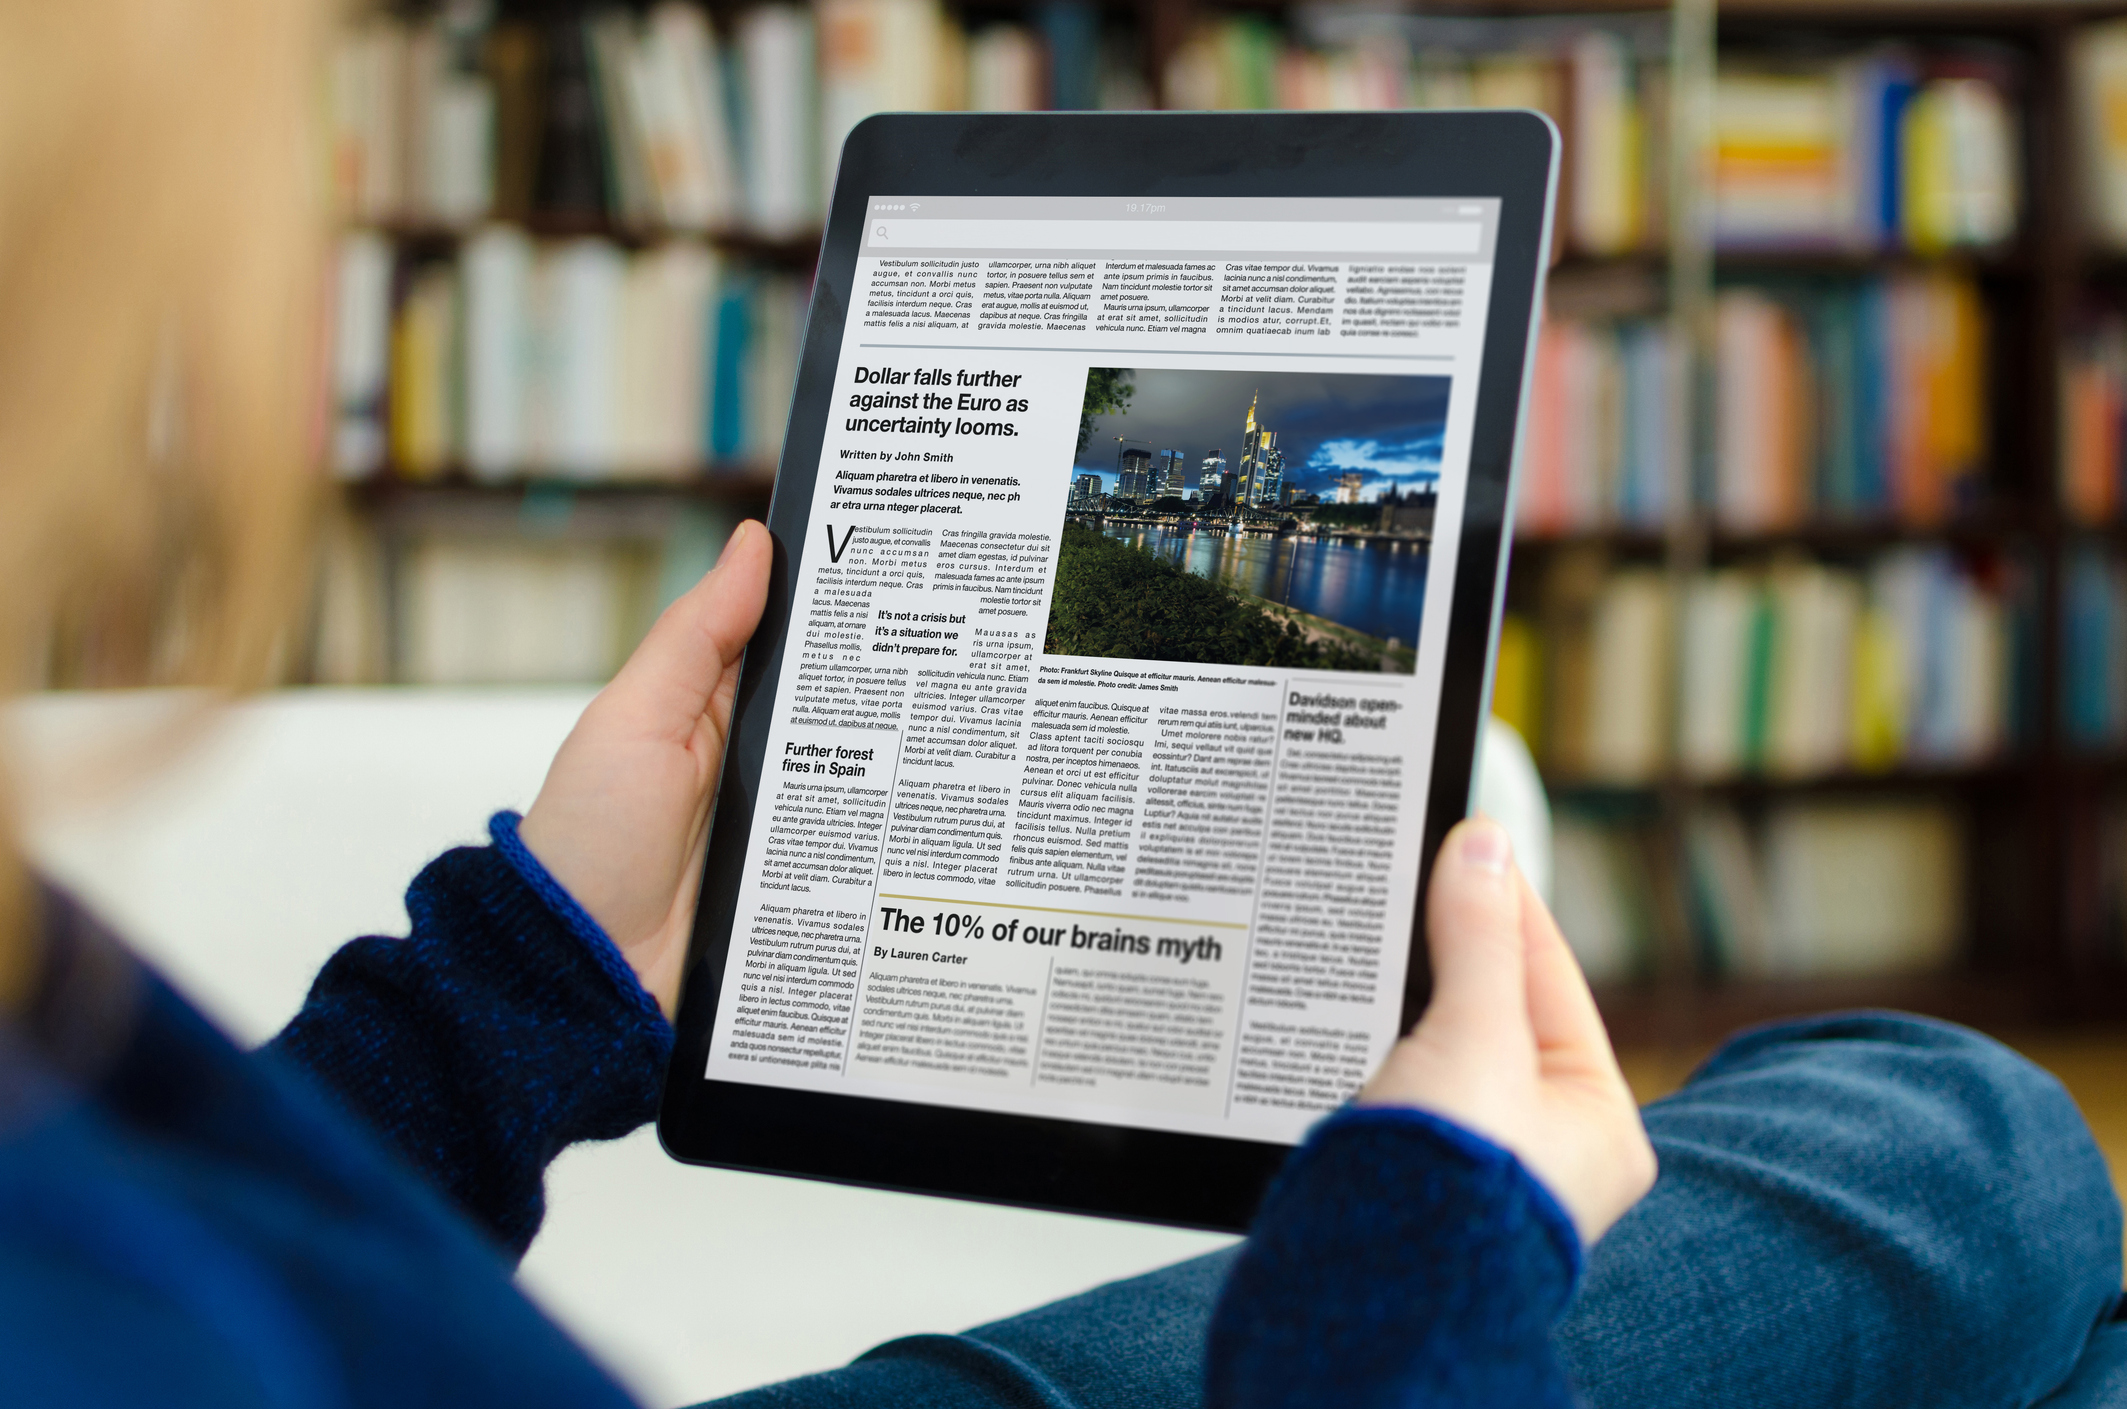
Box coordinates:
[333,229,806,482]
[1551,798,1963,983]
[2063,544,2127,750]
[1166,16,1668,258]
[1714,51,2019,252]
[1519,271,1987,536]
[1551,812,1660,984]
[2075,21,2127,253]
[1684,798,1960,978]
[1503,545,2028,786]
[328,0,1167,240]
[309,494,737,687]
[2062,311,2127,525]
[334,2,819,236]
[1519,317,1681,535]
[1713,273,1986,531]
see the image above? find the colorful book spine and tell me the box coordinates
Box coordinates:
[2063,544,2127,749]
[1516,317,1679,535]
[339,232,807,482]
[1501,546,2029,786]
[2061,314,2127,525]
[1554,793,1965,982]
[1715,51,2017,252]
[1519,271,1983,538]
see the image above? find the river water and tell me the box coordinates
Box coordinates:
[1100,525,1431,646]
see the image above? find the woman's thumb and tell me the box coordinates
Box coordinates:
[1419,818,1530,1044]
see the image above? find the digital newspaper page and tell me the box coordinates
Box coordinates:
[705,195,1503,1145]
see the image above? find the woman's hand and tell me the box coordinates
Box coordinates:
[1360,817,1656,1246]
[518,520,772,1018]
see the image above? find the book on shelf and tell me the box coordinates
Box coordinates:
[967,25,1044,112]
[335,228,806,482]
[1551,798,1962,986]
[1508,545,2026,786]
[402,538,652,685]
[2074,21,2127,254]
[1715,273,1986,531]
[1714,50,2018,253]
[2062,311,2127,525]
[1519,270,1986,537]
[1168,15,1667,259]
[329,1,1161,243]
[1684,798,1961,978]
[2063,544,2127,750]
[1551,812,1659,985]
[1517,316,1680,535]
[818,0,950,197]
[332,6,497,228]
[308,498,738,687]
[332,2,822,238]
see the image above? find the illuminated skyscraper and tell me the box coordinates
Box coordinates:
[1201,449,1225,490]
[1238,391,1265,505]
[1069,472,1102,510]
[1117,447,1152,499]
[1238,391,1283,507]
[1339,471,1365,504]
[1156,448,1188,497]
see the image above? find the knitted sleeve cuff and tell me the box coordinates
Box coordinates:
[1307,1103,1585,1280]
[1205,1102,1585,1409]
[487,811,670,1037]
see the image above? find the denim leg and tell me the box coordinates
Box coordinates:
[701,1012,2120,1409]
[2036,1322,2127,1408]
[1559,1012,2123,1409]
[695,1247,1239,1409]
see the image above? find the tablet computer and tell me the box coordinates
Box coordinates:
[660,110,1558,1232]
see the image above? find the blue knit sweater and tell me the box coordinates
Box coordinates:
[0,816,1581,1407]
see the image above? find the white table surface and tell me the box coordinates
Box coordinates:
[6,688,1547,1408]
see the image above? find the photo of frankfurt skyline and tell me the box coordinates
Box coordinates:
[1068,367,1451,505]
[1042,367,1451,674]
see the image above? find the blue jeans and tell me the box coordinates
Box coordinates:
[701,1014,2124,1409]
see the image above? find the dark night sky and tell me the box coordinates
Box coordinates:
[1069,367,1451,498]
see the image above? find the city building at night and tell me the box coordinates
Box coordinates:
[1117,446,1152,500]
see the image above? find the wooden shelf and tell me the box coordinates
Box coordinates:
[1714,246,2033,276]
[1512,514,2034,557]
[348,470,776,499]
[1719,0,2127,29]
[373,215,821,264]
[1544,759,2025,799]
[345,473,775,539]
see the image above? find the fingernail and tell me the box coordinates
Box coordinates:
[1458,820,1511,874]
[729,521,751,549]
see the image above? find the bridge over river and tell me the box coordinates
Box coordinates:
[1065,510,1432,549]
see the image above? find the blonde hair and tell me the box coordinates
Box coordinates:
[0,0,329,1004]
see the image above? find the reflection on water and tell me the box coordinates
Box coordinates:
[1102,525,1430,644]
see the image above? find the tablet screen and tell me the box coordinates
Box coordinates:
[707,195,1503,1146]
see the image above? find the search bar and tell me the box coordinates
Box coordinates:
[865,218,1482,255]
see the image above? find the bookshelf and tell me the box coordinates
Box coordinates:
[313,0,2127,1045]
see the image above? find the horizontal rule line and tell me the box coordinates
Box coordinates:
[856,342,1452,361]
[875,892,1252,930]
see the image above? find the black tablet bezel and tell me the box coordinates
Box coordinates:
[659,110,1557,1233]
